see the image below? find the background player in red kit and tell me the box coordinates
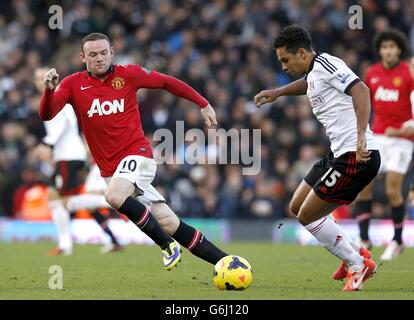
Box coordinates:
[40,33,228,270]
[354,29,414,261]
[386,56,414,138]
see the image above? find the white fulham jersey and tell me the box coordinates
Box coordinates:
[305,53,377,157]
[43,104,87,162]
[84,163,107,193]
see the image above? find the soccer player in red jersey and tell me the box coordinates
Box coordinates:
[39,33,228,270]
[355,29,414,261]
[385,57,414,136]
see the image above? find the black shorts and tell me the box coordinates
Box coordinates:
[52,160,86,196]
[304,150,381,205]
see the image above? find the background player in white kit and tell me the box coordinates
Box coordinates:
[83,162,123,254]
[255,25,381,291]
[33,67,117,255]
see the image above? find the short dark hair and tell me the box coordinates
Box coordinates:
[273,25,313,54]
[373,28,407,56]
[81,33,111,52]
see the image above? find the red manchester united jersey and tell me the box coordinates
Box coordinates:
[40,64,208,176]
[365,61,414,139]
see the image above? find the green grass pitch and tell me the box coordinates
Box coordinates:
[1,242,413,300]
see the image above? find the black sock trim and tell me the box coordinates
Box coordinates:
[118,197,148,224]
[172,221,195,249]
[119,197,172,248]
[172,220,227,264]
[391,204,405,225]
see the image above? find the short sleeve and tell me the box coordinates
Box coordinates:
[327,64,360,95]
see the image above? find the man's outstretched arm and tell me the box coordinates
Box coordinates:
[156,73,217,126]
[134,66,217,126]
[39,68,71,121]
[254,77,308,107]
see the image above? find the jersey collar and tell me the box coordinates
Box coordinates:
[304,52,321,80]
[307,52,320,74]
[381,60,401,71]
[85,64,115,81]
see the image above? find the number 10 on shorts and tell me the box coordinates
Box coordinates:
[120,159,137,173]
[321,168,342,187]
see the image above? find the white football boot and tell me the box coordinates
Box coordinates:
[380,240,404,261]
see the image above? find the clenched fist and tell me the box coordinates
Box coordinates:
[44,68,59,90]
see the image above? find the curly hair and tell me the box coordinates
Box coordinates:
[373,28,408,56]
[273,24,313,54]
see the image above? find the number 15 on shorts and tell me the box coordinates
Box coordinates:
[321,168,342,187]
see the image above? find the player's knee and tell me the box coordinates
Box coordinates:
[48,188,60,201]
[296,205,313,225]
[61,196,70,210]
[104,190,126,209]
[357,194,371,202]
[296,212,309,226]
[385,186,401,203]
[289,200,300,216]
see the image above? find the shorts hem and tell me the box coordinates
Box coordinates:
[313,188,352,205]
[151,200,167,204]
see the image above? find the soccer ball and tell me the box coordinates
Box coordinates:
[213,255,253,290]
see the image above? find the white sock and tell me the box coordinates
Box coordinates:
[327,214,360,252]
[49,200,72,251]
[66,194,110,212]
[304,216,363,267]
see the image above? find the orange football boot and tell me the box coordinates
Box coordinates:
[343,258,377,291]
[332,246,372,280]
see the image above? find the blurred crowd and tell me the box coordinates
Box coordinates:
[1,0,414,220]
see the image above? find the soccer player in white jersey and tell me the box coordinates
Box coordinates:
[254,25,381,291]
[33,67,115,255]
